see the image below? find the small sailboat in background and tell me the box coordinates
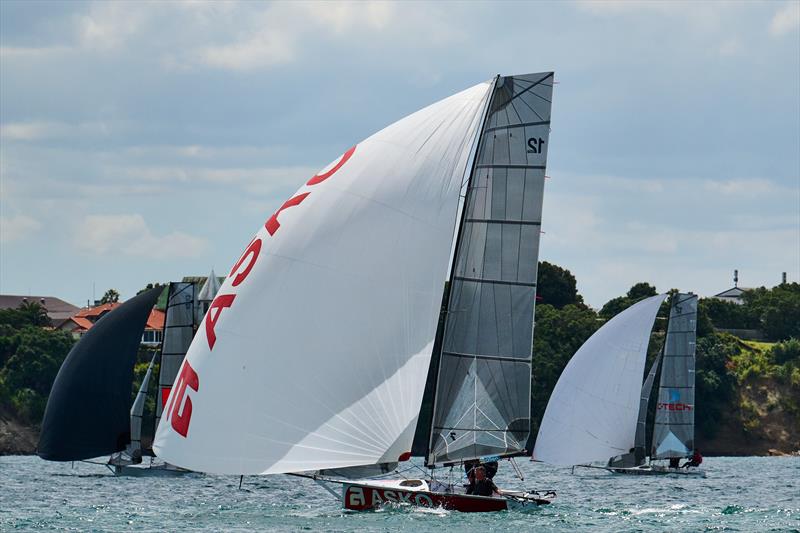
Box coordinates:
[39,272,222,475]
[39,287,163,469]
[533,293,704,477]
[154,71,557,512]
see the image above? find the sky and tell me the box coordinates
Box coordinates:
[1,0,798,309]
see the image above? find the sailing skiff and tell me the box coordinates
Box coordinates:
[153,72,556,512]
[39,274,220,475]
[534,293,705,478]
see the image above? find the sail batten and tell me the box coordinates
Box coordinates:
[426,72,554,466]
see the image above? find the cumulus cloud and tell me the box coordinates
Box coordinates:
[0,214,42,243]
[769,1,800,36]
[75,214,207,258]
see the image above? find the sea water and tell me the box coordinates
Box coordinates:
[1,456,798,531]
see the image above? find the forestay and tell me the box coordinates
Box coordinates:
[153,80,493,475]
[533,294,667,466]
[427,72,554,466]
[155,282,196,431]
[652,293,697,459]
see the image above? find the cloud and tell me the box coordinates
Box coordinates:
[770,1,800,36]
[75,214,208,257]
[0,120,111,141]
[0,214,42,243]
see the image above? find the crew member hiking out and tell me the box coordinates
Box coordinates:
[682,449,703,468]
[466,466,502,497]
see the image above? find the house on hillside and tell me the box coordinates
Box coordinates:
[0,295,80,325]
[56,302,165,345]
[713,270,751,305]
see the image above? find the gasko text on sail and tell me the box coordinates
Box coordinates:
[162,146,358,440]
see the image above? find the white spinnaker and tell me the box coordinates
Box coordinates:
[153,81,493,475]
[533,294,668,466]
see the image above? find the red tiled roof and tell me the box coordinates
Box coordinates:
[75,302,121,319]
[66,302,164,333]
[145,309,165,330]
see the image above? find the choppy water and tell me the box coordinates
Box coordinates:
[1,455,798,531]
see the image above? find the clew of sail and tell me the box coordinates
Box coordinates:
[426,72,554,466]
[652,293,697,459]
[153,80,494,475]
[533,294,668,466]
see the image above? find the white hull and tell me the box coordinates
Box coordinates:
[607,465,706,477]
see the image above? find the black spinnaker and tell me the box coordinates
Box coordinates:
[38,287,162,461]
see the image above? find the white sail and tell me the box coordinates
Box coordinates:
[533,294,667,466]
[153,80,493,475]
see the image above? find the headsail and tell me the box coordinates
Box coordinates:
[608,349,663,468]
[652,293,697,459]
[128,351,158,457]
[155,282,196,431]
[38,287,162,461]
[426,72,554,466]
[533,294,667,466]
[154,80,493,475]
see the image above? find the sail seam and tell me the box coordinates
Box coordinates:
[453,275,536,288]
[464,218,541,226]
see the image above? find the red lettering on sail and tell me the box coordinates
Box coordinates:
[265,193,310,236]
[307,145,356,186]
[160,387,171,409]
[229,237,262,287]
[205,294,236,349]
[167,362,199,438]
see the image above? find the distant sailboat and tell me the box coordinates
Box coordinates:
[40,272,222,475]
[533,293,704,477]
[154,72,557,512]
[39,288,163,466]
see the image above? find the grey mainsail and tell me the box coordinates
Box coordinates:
[155,282,196,430]
[427,72,553,466]
[652,293,698,459]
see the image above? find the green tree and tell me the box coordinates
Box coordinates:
[599,282,660,319]
[137,282,165,296]
[100,289,120,304]
[771,338,800,365]
[0,301,50,329]
[0,326,74,422]
[694,333,738,438]
[627,282,657,300]
[536,261,584,309]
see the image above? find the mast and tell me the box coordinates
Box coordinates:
[651,293,698,460]
[426,72,555,467]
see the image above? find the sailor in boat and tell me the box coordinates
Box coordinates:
[669,457,680,469]
[682,449,703,469]
[466,466,502,497]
